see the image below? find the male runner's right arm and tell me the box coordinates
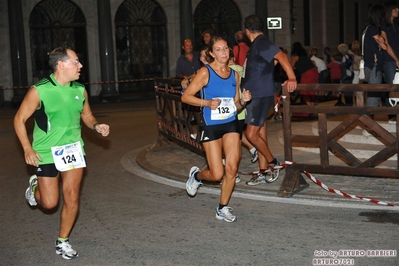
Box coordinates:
[14,87,42,167]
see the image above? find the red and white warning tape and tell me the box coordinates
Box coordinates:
[240,161,395,207]
[274,95,286,113]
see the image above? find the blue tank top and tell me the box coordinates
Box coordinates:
[201,65,237,126]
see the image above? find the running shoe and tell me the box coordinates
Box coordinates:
[186,166,201,196]
[265,158,281,183]
[235,173,241,184]
[220,173,241,185]
[250,149,258,163]
[55,239,78,260]
[25,174,37,206]
[216,206,237,222]
[246,172,267,186]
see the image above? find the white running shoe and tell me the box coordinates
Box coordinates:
[250,149,258,163]
[186,166,201,196]
[216,206,237,222]
[55,239,78,260]
[246,172,267,186]
[25,175,37,206]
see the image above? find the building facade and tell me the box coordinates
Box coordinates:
[0,0,382,104]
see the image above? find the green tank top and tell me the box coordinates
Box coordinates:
[32,74,86,164]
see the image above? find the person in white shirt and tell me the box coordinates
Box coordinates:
[310,47,328,83]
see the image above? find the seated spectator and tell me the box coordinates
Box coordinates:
[327,53,344,105]
[327,53,342,83]
[175,39,202,79]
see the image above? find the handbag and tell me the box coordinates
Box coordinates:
[389,68,399,107]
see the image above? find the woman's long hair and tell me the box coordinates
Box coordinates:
[364,4,385,34]
[384,1,398,25]
[291,42,308,57]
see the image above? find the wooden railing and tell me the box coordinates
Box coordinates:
[154,78,399,197]
[154,77,204,156]
[278,83,399,197]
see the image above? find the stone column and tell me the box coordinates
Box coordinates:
[256,0,269,36]
[8,0,28,105]
[97,0,119,101]
[179,0,194,45]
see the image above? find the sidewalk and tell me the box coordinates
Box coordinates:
[134,116,399,209]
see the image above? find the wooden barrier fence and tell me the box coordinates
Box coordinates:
[154,78,399,197]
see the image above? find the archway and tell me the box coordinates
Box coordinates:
[115,0,168,99]
[29,0,89,91]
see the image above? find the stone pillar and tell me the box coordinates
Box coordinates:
[97,0,119,102]
[8,0,28,106]
[179,0,194,45]
[256,0,269,36]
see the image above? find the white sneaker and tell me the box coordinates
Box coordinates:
[186,166,201,196]
[246,173,266,186]
[235,174,241,184]
[25,175,37,206]
[55,239,78,260]
[216,206,237,222]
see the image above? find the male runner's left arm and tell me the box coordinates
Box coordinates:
[80,90,110,137]
[275,51,297,93]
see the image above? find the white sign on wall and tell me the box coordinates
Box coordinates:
[267,17,282,29]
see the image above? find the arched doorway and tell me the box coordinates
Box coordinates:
[193,0,241,50]
[115,0,168,100]
[29,0,89,92]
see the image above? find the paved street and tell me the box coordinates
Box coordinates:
[0,100,398,266]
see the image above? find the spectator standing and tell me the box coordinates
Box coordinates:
[338,43,354,106]
[381,1,399,122]
[291,42,319,107]
[363,4,389,108]
[175,39,202,79]
[351,40,363,105]
[324,46,332,64]
[202,29,215,46]
[233,31,250,66]
[14,47,110,260]
[181,36,252,222]
[310,47,329,83]
[351,40,362,85]
[241,14,297,186]
[180,46,211,91]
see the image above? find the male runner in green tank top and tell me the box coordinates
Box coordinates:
[14,47,110,260]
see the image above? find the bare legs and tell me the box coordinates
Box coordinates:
[197,133,241,205]
[245,122,274,170]
[35,168,84,238]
